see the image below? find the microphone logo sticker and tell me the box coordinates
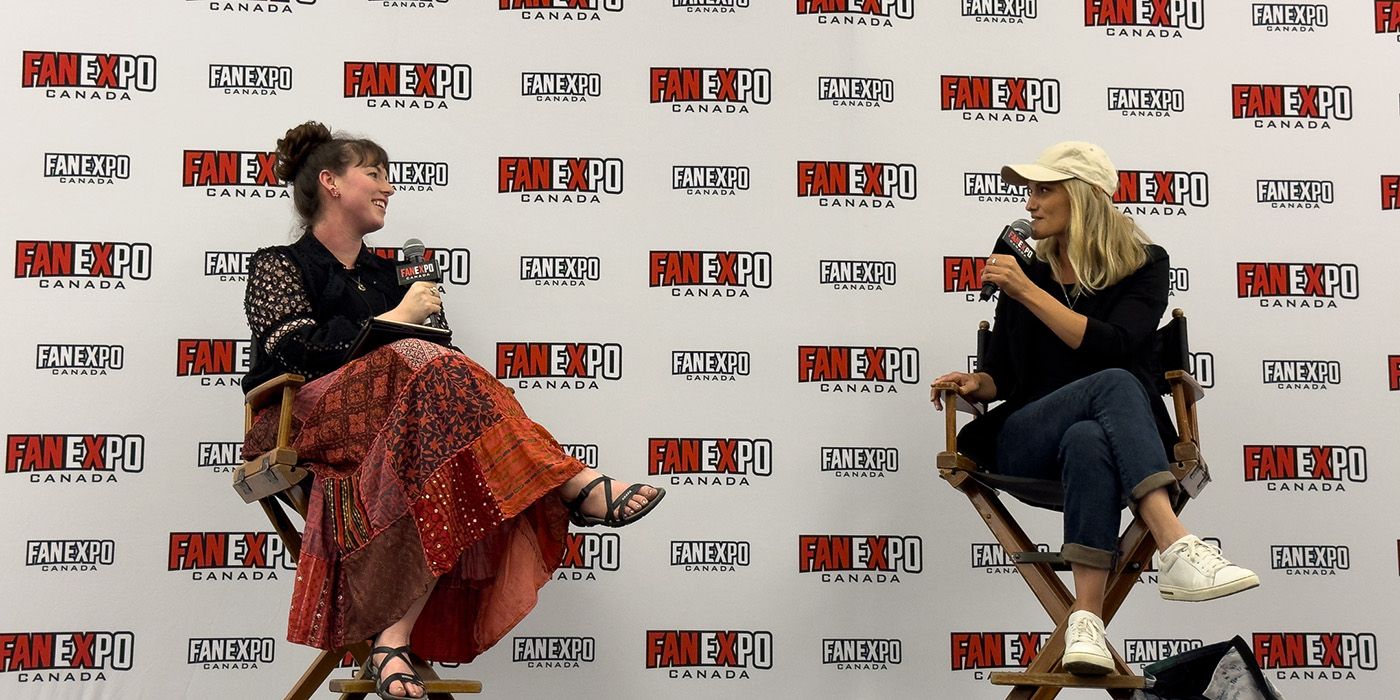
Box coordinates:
[1243,444,1367,493]
[1084,0,1206,37]
[650,67,771,114]
[21,51,156,101]
[343,62,472,109]
[796,0,914,27]
[182,150,288,199]
[1232,84,1352,130]
[6,434,145,485]
[820,260,896,292]
[797,345,920,393]
[208,64,292,96]
[940,75,1060,123]
[797,161,917,208]
[370,246,471,286]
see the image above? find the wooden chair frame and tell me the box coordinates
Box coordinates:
[933,309,1209,699]
[234,372,482,699]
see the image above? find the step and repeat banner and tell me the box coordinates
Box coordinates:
[4,2,1399,698]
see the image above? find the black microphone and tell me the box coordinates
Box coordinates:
[978,219,1036,301]
[398,238,446,328]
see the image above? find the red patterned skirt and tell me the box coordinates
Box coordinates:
[243,339,583,663]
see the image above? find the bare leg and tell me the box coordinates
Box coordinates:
[1070,564,1108,618]
[1137,487,1189,553]
[559,467,659,519]
[372,580,436,698]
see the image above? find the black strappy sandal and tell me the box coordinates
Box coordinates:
[565,475,665,527]
[367,645,425,700]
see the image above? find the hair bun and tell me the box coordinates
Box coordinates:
[274,121,333,183]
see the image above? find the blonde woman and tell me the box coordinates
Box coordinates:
[932,142,1258,675]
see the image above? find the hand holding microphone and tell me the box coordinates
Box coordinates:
[397,238,447,328]
[979,219,1035,302]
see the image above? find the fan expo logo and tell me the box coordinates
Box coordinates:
[1113,169,1208,216]
[671,540,750,573]
[799,535,922,584]
[499,157,623,203]
[201,0,316,14]
[512,637,595,668]
[950,632,1047,678]
[1258,179,1332,209]
[197,442,242,474]
[36,345,124,377]
[796,0,913,27]
[818,76,894,108]
[1084,0,1205,37]
[797,346,919,393]
[970,543,1050,574]
[649,438,772,486]
[1271,545,1349,577]
[1252,4,1327,32]
[1124,639,1203,670]
[0,632,134,683]
[187,638,274,670]
[1232,84,1351,130]
[1378,1,1400,37]
[168,532,294,581]
[1391,355,1400,390]
[502,0,622,21]
[962,0,1037,23]
[43,153,130,185]
[1262,360,1340,390]
[646,630,772,680]
[940,75,1060,122]
[672,351,750,382]
[823,639,901,671]
[205,251,251,283]
[820,446,899,479]
[182,150,286,199]
[650,251,771,298]
[1169,266,1191,296]
[1236,262,1359,308]
[1384,175,1400,210]
[944,256,987,301]
[673,0,748,13]
[15,240,151,290]
[1191,352,1215,387]
[558,532,619,581]
[821,260,895,292]
[1243,444,1366,493]
[964,172,1027,204]
[1254,632,1378,681]
[6,435,144,484]
[521,256,599,287]
[1107,87,1184,117]
[797,161,917,208]
[21,51,156,101]
[522,72,600,102]
[177,339,251,387]
[209,64,291,95]
[343,62,471,109]
[650,67,770,114]
[562,443,598,468]
[370,246,470,285]
[496,342,621,389]
[26,540,115,573]
[674,166,749,197]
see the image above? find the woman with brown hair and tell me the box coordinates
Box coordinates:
[241,121,664,699]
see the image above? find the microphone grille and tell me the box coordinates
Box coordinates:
[1010,219,1032,235]
[403,238,426,260]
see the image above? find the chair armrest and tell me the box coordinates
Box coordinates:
[1164,370,1204,403]
[931,382,985,417]
[245,373,306,412]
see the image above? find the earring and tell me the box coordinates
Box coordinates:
[331,189,341,198]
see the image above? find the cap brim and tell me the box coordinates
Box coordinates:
[1001,163,1074,188]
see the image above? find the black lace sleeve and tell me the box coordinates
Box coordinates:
[244,248,363,378]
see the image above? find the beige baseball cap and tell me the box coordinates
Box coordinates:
[1001,141,1118,197]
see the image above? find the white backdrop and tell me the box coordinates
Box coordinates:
[3,1,1399,698]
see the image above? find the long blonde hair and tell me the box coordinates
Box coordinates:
[1036,178,1150,293]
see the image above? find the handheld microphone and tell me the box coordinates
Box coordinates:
[398,238,446,328]
[978,219,1036,301]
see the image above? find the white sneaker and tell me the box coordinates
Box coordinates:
[1158,534,1260,602]
[1062,610,1114,675]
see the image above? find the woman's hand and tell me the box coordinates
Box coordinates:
[931,371,983,410]
[981,254,1035,301]
[379,281,442,325]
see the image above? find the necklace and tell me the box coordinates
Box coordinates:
[1058,280,1080,310]
[345,267,367,291]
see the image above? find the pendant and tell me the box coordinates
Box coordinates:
[356,281,366,291]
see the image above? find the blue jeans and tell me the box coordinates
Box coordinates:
[995,369,1177,569]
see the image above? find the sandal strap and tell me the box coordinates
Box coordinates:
[605,482,649,524]
[369,645,424,695]
[565,475,613,519]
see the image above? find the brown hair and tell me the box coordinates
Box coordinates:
[274,121,389,230]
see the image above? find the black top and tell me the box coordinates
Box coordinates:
[957,244,1177,467]
[241,234,407,392]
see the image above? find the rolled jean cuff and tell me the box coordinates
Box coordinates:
[1130,470,1179,503]
[1061,543,1115,570]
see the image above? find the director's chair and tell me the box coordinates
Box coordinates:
[933,309,1209,699]
[233,372,483,699]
